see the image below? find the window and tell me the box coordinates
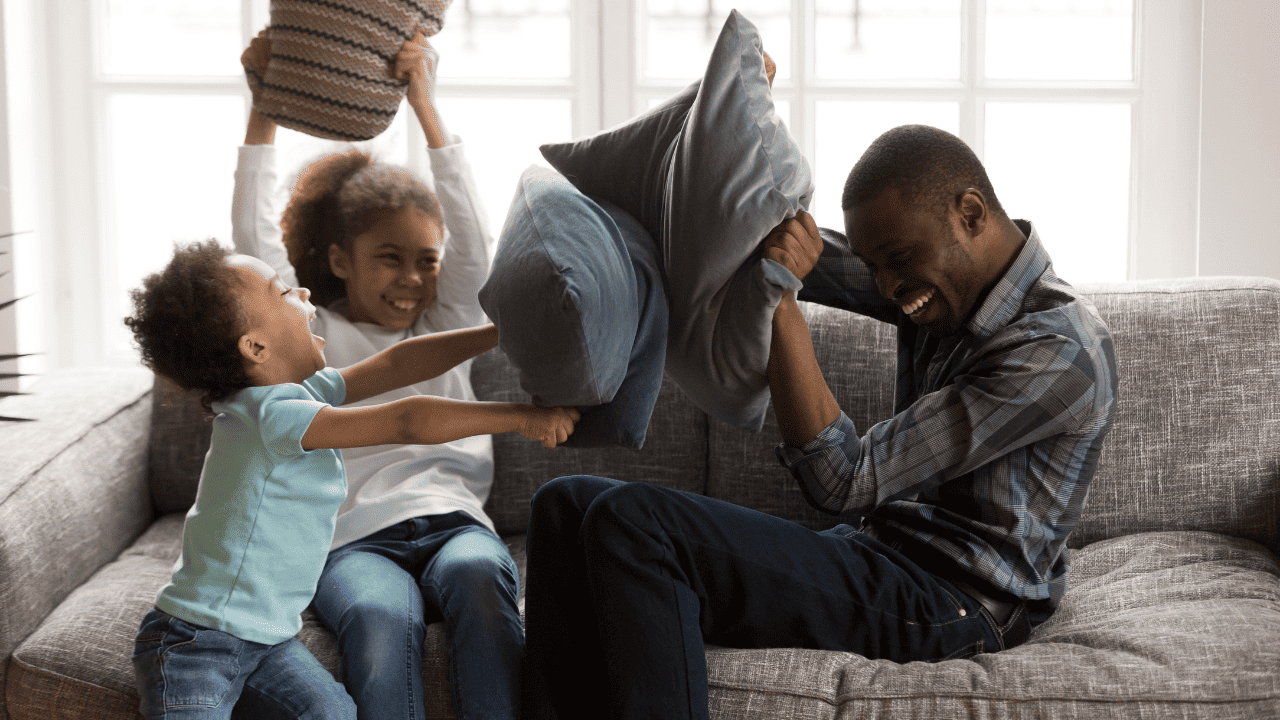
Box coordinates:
[10,0,1199,371]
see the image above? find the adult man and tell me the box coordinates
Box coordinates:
[522,125,1118,720]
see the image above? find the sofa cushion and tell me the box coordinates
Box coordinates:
[478,165,668,448]
[4,514,529,720]
[470,347,710,536]
[700,530,1280,719]
[147,374,210,515]
[1074,277,1280,556]
[539,10,811,432]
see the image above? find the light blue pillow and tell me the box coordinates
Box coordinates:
[540,10,812,430]
[478,165,667,448]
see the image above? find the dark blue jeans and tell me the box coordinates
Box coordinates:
[311,512,523,720]
[132,608,355,720]
[523,476,1006,720]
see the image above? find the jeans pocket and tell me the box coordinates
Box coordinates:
[156,621,244,709]
[941,639,985,661]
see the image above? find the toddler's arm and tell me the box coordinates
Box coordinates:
[302,395,579,450]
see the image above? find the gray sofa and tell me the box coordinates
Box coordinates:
[2,277,1278,720]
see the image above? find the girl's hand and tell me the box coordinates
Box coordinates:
[241,29,272,96]
[517,406,581,449]
[395,31,449,148]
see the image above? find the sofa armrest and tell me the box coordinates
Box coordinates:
[0,367,154,676]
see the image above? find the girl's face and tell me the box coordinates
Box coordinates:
[329,206,444,331]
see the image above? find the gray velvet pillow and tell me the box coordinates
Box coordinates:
[540,10,812,431]
[478,165,668,448]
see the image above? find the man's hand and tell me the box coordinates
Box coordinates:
[763,49,776,87]
[762,210,822,281]
[518,406,582,449]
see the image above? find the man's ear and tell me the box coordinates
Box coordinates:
[328,243,352,280]
[238,332,269,367]
[956,188,988,237]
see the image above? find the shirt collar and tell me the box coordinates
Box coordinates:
[963,220,1051,340]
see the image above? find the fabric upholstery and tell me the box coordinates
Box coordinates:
[247,0,452,141]
[1071,278,1280,556]
[0,367,154,720]
[470,347,709,536]
[539,9,812,431]
[147,374,210,515]
[478,165,668,448]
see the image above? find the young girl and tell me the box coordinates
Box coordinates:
[237,32,520,720]
[125,242,576,720]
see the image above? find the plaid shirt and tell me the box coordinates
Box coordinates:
[777,221,1117,606]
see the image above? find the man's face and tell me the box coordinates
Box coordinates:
[844,188,986,336]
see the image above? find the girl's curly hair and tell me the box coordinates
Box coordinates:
[123,239,252,413]
[280,149,443,308]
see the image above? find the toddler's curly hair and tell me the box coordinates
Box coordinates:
[123,239,252,412]
[281,149,443,308]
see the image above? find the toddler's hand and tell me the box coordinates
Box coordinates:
[518,406,581,449]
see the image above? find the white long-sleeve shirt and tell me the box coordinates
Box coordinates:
[232,140,499,548]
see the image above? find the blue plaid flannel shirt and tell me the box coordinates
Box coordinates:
[777,221,1118,606]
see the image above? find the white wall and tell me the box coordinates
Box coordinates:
[1197,0,1280,278]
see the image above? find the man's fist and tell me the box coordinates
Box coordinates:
[762,210,822,281]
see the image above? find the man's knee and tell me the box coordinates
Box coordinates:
[580,481,677,547]
[530,475,622,522]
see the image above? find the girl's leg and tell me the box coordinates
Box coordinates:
[312,545,426,720]
[419,526,523,720]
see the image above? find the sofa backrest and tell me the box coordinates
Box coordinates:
[1070,277,1280,555]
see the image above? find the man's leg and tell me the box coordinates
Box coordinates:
[579,480,1001,720]
[522,475,625,720]
[419,525,523,720]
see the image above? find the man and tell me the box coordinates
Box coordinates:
[522,125,1118,720]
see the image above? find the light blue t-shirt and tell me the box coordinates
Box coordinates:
[156,368,347,645]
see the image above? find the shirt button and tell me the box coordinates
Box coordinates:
[959,609,967,617]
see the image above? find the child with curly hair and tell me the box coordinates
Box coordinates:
[124,240,577,720]
[235,30,526,720]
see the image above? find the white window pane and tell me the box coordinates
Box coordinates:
[642,1,791,82]
[815,0,960,81]
[431,1,571,79]
[984,102,1130,282]
[434,97,573,237]
[106,94,247,357]
[100,0,242,76]
[986,0,1133,80]
[812,101,959,231]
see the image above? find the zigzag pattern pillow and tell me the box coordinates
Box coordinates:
[246,0,452,141]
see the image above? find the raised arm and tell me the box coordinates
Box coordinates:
[339,323,499,404]
[233,30,297,287]
[395,32,495,330]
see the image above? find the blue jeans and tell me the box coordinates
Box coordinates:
[523,476,1008,720]
[131,608,355,720]
[312,512,523,720]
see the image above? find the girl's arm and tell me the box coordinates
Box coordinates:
[339,323,498,404]
[232,31,298,287]
[301,396,580,450]
[395,34,495,330]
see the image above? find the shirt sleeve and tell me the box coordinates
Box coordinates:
[424,136,495,331]
[231,144,299,289]
[776,332,1100,515]
[796,227,898,324]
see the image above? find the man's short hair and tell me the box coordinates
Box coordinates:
[841,124,1003,219]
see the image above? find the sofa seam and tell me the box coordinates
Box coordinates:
[7,653,139,703]
[0,389,152,508]
[705,681,1280,708]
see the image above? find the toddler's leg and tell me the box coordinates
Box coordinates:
[420,526,523,720]
[312,547,426,720]
[131,608,252,720]
[236,639,355,720]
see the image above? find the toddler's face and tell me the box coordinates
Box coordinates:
[331,206,444,332]
[225,254,327,382]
